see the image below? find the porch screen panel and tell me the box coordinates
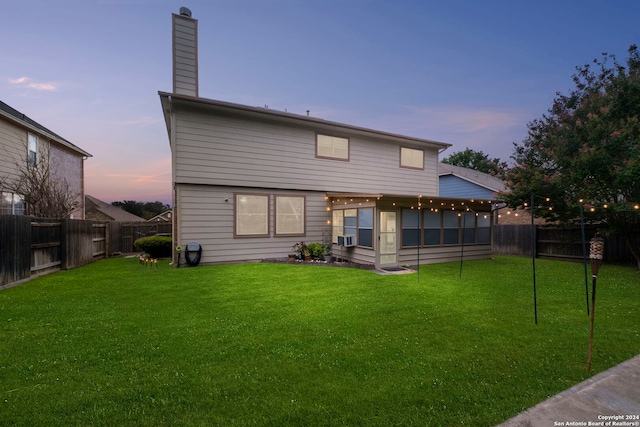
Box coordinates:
[275,196,305,236]
[443,210,459,245]
[235,194,269,237]
[358,208,373,248]
[423,210,441,246]
[477,213,491,243]
[401,208,420,247]
[462,212,476,244]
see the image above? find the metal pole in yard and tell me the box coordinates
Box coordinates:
[580,203,590,315]
[531,194,538,324]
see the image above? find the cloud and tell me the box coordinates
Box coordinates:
[105,172,171,185]
[9,76,58,91]
[121,116,162,126]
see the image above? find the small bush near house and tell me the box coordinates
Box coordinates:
[134,235,172,258]
[307,242,324,259]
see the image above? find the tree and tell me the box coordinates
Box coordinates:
[112,200,171,220]
[503,45,640,268]
[0,145,80,218]
[441,148,507,178]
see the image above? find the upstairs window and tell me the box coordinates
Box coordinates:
[317,134,349,161]
[28,133,38,167]
[400,147,424,170]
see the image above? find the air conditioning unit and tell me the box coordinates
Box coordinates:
[338,235,356,247]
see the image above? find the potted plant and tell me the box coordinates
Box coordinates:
[323,242,333,262]
[292,241,308,260]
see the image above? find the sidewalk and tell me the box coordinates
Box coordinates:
[498,354,640,427]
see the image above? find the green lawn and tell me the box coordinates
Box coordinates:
[1,256,638,426]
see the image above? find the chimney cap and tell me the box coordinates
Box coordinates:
[179,7,192,17]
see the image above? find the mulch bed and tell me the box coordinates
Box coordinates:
[262,258,375,270]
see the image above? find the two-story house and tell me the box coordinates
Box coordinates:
[160,8,494,269]
[0,100,91,219]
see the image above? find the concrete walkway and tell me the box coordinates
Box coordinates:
[498,354,640,427]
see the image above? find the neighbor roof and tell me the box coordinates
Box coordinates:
[439,163,505,194]
[85,195,146,222]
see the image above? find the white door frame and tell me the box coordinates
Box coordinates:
[377,210,398,268]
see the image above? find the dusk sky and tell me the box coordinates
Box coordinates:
[2,0,639,205]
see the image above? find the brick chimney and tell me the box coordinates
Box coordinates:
[172,7,198,97]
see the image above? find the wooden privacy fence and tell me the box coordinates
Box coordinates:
[1,216,172,287]
[493,224,638,266]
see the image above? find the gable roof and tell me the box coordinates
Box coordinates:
[159,92,452,151]
[147,210,172,222]
[0,99,92,158]
[85,195,146,222]
[439,163,505,194]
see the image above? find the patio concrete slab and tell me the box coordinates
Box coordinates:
[497,354,640,427]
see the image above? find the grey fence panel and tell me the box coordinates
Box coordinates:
[0,215,31,286]
[493,225,637,266]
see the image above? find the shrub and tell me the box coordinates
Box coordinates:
[307,242,324,259]
[134,235,173,258]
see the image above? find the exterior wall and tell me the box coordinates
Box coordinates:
[176,184,332,265]
[399,244,492,265]
[0,114,86,219]
[0,117,28,182]
[172,13,198,97]
[50,144,85,219]
[439,175,496,200]
[172,102,440,197]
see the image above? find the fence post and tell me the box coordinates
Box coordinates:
[61,218,68,270]
[105,221,110,258]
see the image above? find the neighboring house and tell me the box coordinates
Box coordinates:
[148,210,172,222]
[438,163,505,224]
[85,195,146,222]
[438,163,505,200]
[437,163,543,225]
[159,8,495,269]
[0,100,91,219]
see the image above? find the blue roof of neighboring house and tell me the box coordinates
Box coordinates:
[439,163,505,200]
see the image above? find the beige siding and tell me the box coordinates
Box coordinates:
[0,117,28,182]
[50,145,85,219]
[399,244,492,265]
[173,106,440,197]
[1,115,86,218]
[172,14,198,97]
[176,184,331,265]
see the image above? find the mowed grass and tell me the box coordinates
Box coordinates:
[1,256,638,426]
